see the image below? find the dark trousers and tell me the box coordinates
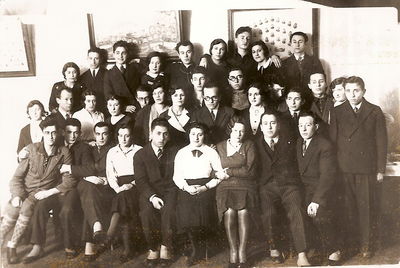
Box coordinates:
[342,173,379,252]
[139,188,177,250]
[259,182,307,253]
[77,180,113,242]
[30,189,82,248]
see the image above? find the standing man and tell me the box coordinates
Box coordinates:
[329,76,387,258]
[134,118,179,267]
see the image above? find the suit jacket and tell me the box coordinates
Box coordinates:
[310,96,334,124]
[17,124,32,153]
[238,107,263,141]
[191,105,235,145]
[296,135,337,207]
[134,144,178,200]
[49,81,85,113]
[69,141,94,179]
[166,61,196,90]
[159,108,191,148]
[80,67,107,113]
[282,54,324,91]
[133,105,152,146]
[279,110,300,142]
[329,99,387,174]
[104,63,141,105]
[256,134,300,186]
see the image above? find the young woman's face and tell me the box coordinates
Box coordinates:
[28,104,43,121]
[107,99,121,116]
[148,56,161,74]
[251,45,266,63]
[64,67,78,82]
[118,128,132,148]
[189,127,205,147]
[171,88,185,108]
[230,123,245,144]
[332,84,347,102]
[84,95,97,112]
[211,43,226,61]
[248,87,262,106]
[152,87,165,104]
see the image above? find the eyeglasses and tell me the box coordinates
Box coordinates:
[204,96,219,102]
[228,75,244,82]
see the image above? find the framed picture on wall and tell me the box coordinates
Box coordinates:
[228,8,319,59]
[87,11,183,63]
[0,16,35,77]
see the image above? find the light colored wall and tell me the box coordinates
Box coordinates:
[0,2,399,209]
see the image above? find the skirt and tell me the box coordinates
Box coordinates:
[176,178,218,231]
[110,175,139,218]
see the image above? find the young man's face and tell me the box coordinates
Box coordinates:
[248,87,262,106]
[286,91,303,112]
[178,45,193,66]
[291,34,306,54]
[136,90,150,108]
[261,114,279,139]
[228,70,244,90]
[95,126,110,147]
[189,127,205,147]
[65,125,80,145]
[43,126,58,146]
[107,99,121,116]
[308,73,327,97]
[151,125,169,148]
[84,95,96,112]
[235,32,251,50]
[191,73,206,91]
[88,52,100,69]
[332,84,347,103]
[345,82,365,106]
[203,87,220,110]
[298,116,318,140]
[57,90,73,113]
[148,56,161,74]
[117,128,132,148]
[114,46,128,65]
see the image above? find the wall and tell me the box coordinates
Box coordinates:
[0,1,399,209]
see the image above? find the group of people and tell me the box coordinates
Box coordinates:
[0,25,387,268]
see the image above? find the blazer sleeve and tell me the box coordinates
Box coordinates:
[56,148,76,193]
[49,83,59,113]
[329,108,338,144]
[134,150,156,200]
[103,70,113,100]
[375,107,388,173]
[10,158,30,199]
[17,125,31,154]
[225,141,257,179]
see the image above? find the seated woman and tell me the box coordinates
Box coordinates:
[141,51,167,87]
[17,100,47,160]
[49,62,85,113]
[104,95,133,144]
[133,82,169,146]
[216,117,257,268]
[173,122,229,266]
[199,39,230,90]
[160,86,191,148]
[73,90,105,145]
[265,73,288,112]
[249,41,281,85]
[106,124,143,263]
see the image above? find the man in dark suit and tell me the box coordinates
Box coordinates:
[191,83,235,146]
[329,76,387,258]
[104,40,141,116]
[308,72,334,124]
[256,110,310,266]
[80,47,107,114]
[282,32,324,94]
[280,86,306,142]
[134,118,179,267]
[297,111,341,265]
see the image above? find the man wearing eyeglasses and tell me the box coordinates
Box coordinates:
[225,67,249,111]
[191,82,235,148]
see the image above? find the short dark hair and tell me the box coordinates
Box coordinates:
[191,66,207,77]
[175,40,194,52]
[62,62,80,79]
[285,86,305,100]
[250,40,269,57]
[260,109,280,125]
[330,77,347,90]
[235,26,252,37]
[290,31,309,43]
[94,121,110,132]
[265,73,286,88]
[309,72,326,83]
[40,117,58,131]
[136,85,151,96]
[106,95,126,111]
[209,39,227,60]
[87,47,102,55]
[187,121,208,135]
[65,118,81,130]
[150,117,170,131]
[116,123,132,135]
[81,89,96,103]
[146,51,164,70]
[203,82,220,96]
[56,87,73,99]
[113,40,129,53]
[344,76,365,91]
[227,115,246,137]
[228,66,243,74]
[298,110,320,125]
[26,100,46,119]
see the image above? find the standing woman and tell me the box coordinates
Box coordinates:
[249,41,280,84]
[160,86,191,148]
[133,82,169,146]
[105,124,142,263]
[49,62,85,113]
[216,117,258,268]
[141,51,167,87]
[173,122,229,266]
[104,95,133,144]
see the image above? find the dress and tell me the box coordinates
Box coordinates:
[215,140,258,221]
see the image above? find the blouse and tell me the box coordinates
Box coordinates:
[249,106,265,135]
[73,108,104,141]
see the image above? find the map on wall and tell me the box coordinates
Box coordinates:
[88,11,182,61]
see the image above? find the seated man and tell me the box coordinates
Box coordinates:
[225,67,249,111]
[134,118,179,267]
[189,66,207,110]
[256,110,310,266]
[135,85,151,111]
[0,117,74,264]
[297,112,341,265]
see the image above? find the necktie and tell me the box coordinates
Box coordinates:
[210,110,216,121]
[157,148,163,159]
[297,56,303,76]
[92,69,96,78]
[302,140,307,156]
[270,139,275,151]
[354,107,359,114]
[293,112,298,124]
[120,65,126,75]
[192,149,203,158]
[66,113,71,119]
[259,66,264,75]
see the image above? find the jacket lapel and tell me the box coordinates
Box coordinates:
[347,100,374,137]
[298,138,317,174]
[145,145,162,180]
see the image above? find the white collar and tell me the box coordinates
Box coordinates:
[289,110,299,117]
[116,63,127,70]
[303,137,313,148]
[226,139,242,157]
[294,53,305,61]
[264,136,279,145]
[59,109,71,119]
[117,144,134,154]
[151,143,163,156]
[167,107,190,132]
[257,58,272,70]
[350,102,362,110]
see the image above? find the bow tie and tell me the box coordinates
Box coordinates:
[192,149,203,158]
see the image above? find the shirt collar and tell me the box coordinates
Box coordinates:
[59,109,71,119]
[258,58,272,70]
[350,101,362,110]
[116,63,127,70]
[151,143,163,156]
[117,144,134,154]
[208,105,219,115]
[189,144,206,152]
[265,136,279,145]
[303,137,313,148]
[290,110,299,117]
[294,53,305,61]
[227,139,242,157]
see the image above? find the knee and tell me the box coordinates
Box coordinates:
[5,203,20,219]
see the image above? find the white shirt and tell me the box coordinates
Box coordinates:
[167,107,190,132]
[116,63,127,72]
[249,106,264,135]
[333,100,346,107]
[30,120,43,143]
[350,102,362,111]
[303,138,312,151]
[73,108,104,141]
[59,109,71,119]
[90,67,100,77]
[106,144,142,192]
[264,136,279,149]
[173,144,224,190]
[289,110,299,118]
[226,139,242,157]
[257,58,272,71]
[294,52,305,61]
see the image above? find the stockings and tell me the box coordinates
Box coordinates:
[224,208,249,263]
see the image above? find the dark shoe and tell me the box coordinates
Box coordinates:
[65,249,79,259]
[328,259,342,266]
[228,262,238,268]
[271,254,284,264]
[7,247,18,264]
[159,258,174,267]
[119,252,135,264]
[22,250,44,264]
[361,251,373,259]
[83,254,97,262]
[93,230,107,244]
[237,262,250,268]
[145,258,158,267]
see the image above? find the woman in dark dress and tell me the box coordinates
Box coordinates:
[216,117,258,268]
[104,95,133,144]
[49,62,85,113]
[159,86,191,148]
[249,41,280,85]
[173,122,228,266]
[141,51,167,87]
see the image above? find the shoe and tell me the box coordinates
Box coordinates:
[271,254,284,264]
[228,262,238,268]
[7,247,18,264]
[83,254,97,262]
[237,262,250,268]
[159,258,174,267]
[160,245,172,260]
[93,230,107,244]
[297,252,311,267]
[145,258,158,267]
[22,250,44,264]
[328,259,342,266]
[119,251,134,264]
[65,249,79,259]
